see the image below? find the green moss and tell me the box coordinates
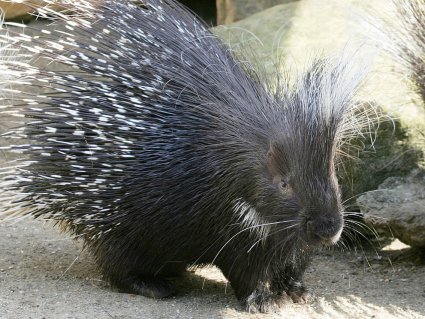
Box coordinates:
[339,108,423,208]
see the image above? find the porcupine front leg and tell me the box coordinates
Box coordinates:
[217,254,289,314]
[222,267,288,313]
[226,267,313,312]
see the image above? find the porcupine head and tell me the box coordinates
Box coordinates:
[0,0,370,313]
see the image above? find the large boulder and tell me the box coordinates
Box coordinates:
[357,170,425,247]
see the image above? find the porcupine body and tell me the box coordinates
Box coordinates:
[0,0,367,313]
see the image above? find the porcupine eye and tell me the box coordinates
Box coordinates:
[278,179,289,194]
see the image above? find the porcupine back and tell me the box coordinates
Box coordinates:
[1,0,268,224]
[0,0,368,286]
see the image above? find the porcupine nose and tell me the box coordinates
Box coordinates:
[306,214,343,245]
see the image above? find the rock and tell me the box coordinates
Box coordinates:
[357,170,425,247]
[0,2,31,21]
[216,0,299,25]
[0,1,65,22]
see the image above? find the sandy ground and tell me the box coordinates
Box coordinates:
[1,218,424,319]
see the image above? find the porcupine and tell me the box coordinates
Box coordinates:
[0,0,369,313]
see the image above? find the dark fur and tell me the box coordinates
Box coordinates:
[0,0,366,312]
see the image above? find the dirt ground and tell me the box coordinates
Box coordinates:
[1,218,424,319]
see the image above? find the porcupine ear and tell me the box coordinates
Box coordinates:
[265,142,281,177]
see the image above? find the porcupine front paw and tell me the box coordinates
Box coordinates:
[287,286,315,304]
[272,277,315,304]
[243,286,314,313]
[243,288,291,313]
[115,275,176,299]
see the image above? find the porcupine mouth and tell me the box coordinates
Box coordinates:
[302,218,344,247]
[312,227,343,246]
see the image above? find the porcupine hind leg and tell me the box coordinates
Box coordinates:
[111,274,176,299]
[94,242,185,298]
[108,260,188,298]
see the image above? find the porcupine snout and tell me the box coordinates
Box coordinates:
[306,213,343,245]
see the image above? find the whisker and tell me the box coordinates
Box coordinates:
[211,220,301,265]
